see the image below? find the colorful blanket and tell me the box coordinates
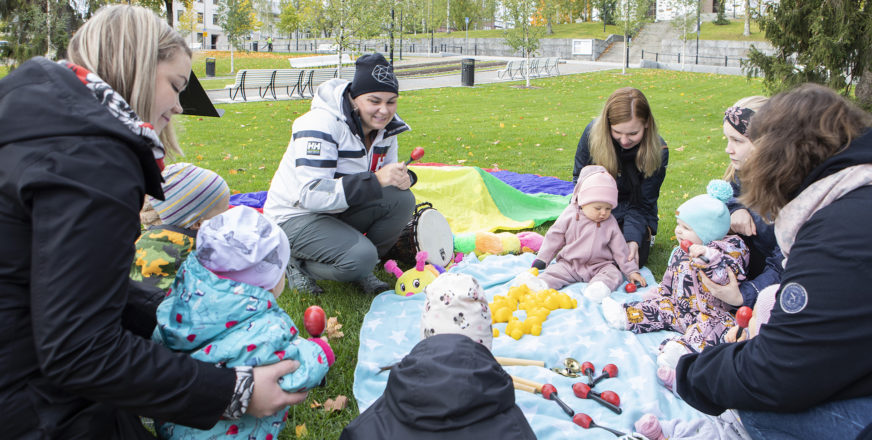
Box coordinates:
[228,166,572,234]
[352,253,704,439]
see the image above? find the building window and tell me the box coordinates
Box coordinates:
[177,10,183,21]
[212,15,218,25]
[197,12,203,24]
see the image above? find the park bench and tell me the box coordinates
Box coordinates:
[496,60,518,79]
[224,69,276,101]
[337,68,355,81]
[272,69,306,99]
[300,68,339,97]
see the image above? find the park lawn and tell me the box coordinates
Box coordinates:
[173,68,763,439]
[700,18,766,41]
[405,21,624,39]
[191,50,321,78]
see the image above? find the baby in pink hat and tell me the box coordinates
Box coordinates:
[532,165,647,302]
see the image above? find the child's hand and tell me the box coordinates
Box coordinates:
[724,324,748,343]
[249,360,309,417]
[628,272,647,287]
[688,244,707,259]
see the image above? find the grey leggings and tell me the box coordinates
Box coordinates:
[279,186,416,282]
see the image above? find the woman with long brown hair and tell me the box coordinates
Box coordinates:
[572,87,668,267]
[676,84,872,439]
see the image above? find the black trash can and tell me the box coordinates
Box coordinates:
[252,41,258,52]
[205,57,216,77]
[461,58,475,87]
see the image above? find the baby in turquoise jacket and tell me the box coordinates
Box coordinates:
[153,206,334,439]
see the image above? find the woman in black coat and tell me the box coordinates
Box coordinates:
[572,87,668,267]
[676,84,872,439]
[0,6,305,438]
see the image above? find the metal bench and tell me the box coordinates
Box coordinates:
[272,69,306,99]
[224,69,276,101]
[300,68,339,98]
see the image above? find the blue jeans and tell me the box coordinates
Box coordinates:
[739,395,872,440]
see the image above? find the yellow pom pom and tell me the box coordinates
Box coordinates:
[531,324,542,336]
[559,294,573,309]
[493,328,500,338]
[509,328,524,340]
[530,267,539,276]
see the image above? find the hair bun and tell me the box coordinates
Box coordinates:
[706,179,734,203]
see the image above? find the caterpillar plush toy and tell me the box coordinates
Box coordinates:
[384,251,445,297]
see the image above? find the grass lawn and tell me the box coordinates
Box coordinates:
[173,68,764,439]
[700,19,766,41]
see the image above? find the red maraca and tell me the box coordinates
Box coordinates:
[540,384,575,417]
[403,147,425,165]
[735,305,753,340]
[624,282,637,293]
[589,363,619,387]
[303,305,327,337]
[680,239,710,263]
[581,361,595,384]
[572,413,626,437]
[572,382,622,414]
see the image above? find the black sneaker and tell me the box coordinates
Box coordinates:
[356,273,390,295]
[285,260,324,295]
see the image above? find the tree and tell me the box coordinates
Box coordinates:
[591,0,617,31]
[177,0,198,47]
[744,0,872,106]
[321,0,382,74]
[713,0,729,25]
[614,0,651,73]
[503,0,543,87]
[253,0,276,40]
[670,0,697,70]
[277,0,301,45]
[1,0,80,68]
[742,0,750,36]
[217,0,261,73]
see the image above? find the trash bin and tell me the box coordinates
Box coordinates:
[205,57,216,77]
[461,58,475,87]
[252,41,258,52]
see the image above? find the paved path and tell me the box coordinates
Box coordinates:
[205,56,623,105]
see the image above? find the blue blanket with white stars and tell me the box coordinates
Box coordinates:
[353,253,705,439]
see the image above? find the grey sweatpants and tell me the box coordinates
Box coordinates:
[279,186,416,282]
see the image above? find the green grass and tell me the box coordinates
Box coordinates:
[700,18,766,41]
[405,21,624,39]
[173,68,764,439]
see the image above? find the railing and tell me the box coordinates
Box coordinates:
[640,49,747,68]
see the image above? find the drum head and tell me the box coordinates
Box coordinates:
[415,208,454,267]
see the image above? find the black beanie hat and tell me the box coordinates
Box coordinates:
[349,53,399,98]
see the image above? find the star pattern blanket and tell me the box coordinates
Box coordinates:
[352,253,704,439]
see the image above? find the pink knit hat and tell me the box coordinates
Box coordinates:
[576,166,618,208]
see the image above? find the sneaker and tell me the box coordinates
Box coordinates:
[285,260,323,295]
[356,272,390,295]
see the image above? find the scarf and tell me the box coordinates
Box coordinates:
[59,60,166,169]
[775,164,872,265]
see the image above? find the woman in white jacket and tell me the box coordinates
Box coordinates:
[265,53,416,294]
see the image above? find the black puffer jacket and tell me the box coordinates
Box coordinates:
[340,334,537,439]
[572,120,669,246]
[676,128,872,415]
[0,58,235,439]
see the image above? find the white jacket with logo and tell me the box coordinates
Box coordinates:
[264,78,410,224]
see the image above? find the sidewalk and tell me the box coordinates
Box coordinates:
[205,56,623,105]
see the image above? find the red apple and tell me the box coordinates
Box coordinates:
[625,282,637,293]
[410,147,425,160]
[736,306,753,328]
[303,305,326,337]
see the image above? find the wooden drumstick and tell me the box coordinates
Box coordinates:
[513,381,537,393]
[511,375,544,393]
[496,356,546,367]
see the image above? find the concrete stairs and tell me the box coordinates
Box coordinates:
[597,20,680,64]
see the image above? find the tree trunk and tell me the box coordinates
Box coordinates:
[230,46,235,73]
[856,69,872,111]
[743,0,750,36]
[46,0,51,58]
[165,0,174,25]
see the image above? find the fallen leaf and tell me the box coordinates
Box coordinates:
[310,400,322,409]
[295,424,307,437]
[229,169,238,175]
[326,317,344,339]
[323,395,348,412]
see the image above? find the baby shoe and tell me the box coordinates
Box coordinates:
[635,413,667,440]
[657,365,676,392]
[601,297,628,329]
[657,340,689,369]
[583,281,612,303]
